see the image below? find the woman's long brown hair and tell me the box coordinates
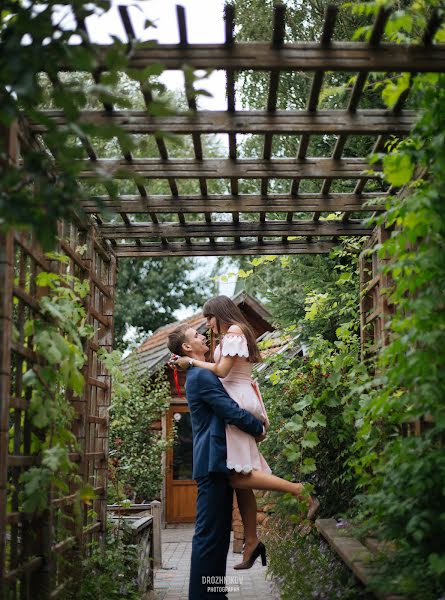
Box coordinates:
[202,295,262,363]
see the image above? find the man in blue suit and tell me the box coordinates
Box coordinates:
[168,324,265,600]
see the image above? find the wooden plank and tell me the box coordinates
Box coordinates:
[13,285,40,312]
[83,192,385,213]
[87,376,109,390]
[98,219,371,239]
[78,157,380,179]
[4,556,43,584]
[30,109,415,135]
[316,519,406,600]
[42,42,445,72]
[113,239,340,257]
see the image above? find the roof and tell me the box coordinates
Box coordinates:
[121,291,272,377]
[254,329,308,377]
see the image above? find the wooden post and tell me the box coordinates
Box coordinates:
[150,500,162,568]
[0,231,14,598]
[0,122,18,598]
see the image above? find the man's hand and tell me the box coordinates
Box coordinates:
[255,426,267,443]
[169,355,190,371]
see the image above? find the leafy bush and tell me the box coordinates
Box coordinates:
[257,247,362,517]
[108,363,172,502]
[262,514,372,600]
[74,523,141,600]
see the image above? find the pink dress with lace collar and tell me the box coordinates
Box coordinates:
[214,333,271,475]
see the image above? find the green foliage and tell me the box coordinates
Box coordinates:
[257,252,362,517]
[74,524,141,600]
[16,257,95,514]
[333,2,445,598]
[0,1,170,248]
[109,362,172,502]
[262,515,372,600]
[232,7,445,597]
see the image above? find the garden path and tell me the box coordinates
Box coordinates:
[150,524,279,600]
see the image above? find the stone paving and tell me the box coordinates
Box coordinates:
[151,524,279,600]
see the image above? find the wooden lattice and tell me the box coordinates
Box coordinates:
[1,124,116,599]
[21,3,445,257]
[0,225,115,599]
[359,224,393,358]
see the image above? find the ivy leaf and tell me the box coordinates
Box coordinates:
[283,443,301,462]
[300,458,317,474]
[382,73,411,109]
[307,412,327,428]
[79,483,97,505]
[69,368,85,396]
[301,431,320,448]
[383,153,414,187]
[42,445,67,472]
[20,467,51,514]
[293,398,312,412]
[284,419,303,433]
[429,553,445,576]
[23,369,38,387]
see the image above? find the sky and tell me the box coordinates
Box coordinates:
[84,1,237,328]
[85,0,229,110]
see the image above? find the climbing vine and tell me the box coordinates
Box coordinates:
[14,253,96,513]
[341,2,445,598]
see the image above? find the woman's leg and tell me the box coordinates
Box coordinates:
[234,488,259,561]
[231,470,319,519]
[231,470,305,497]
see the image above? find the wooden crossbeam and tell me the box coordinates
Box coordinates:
[77,157,380,179]
[321,6,390,200]
[62,43,445,72]
[261,1,286,210]
[97,220,372,239]
[112,239,339,257]
[224,1,239,222]
[291,4,338,228]
[30,110,415,135]
[82,192,385,213]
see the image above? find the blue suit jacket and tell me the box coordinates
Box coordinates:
[185,367,264,480]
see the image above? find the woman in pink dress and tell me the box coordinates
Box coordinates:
[173,295,319,569]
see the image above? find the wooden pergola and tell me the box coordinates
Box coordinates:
[22,3,445,257]
[1,3,445,599]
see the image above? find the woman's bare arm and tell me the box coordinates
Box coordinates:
[173,354,236,378]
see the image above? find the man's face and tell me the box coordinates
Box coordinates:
[182,327,209,356]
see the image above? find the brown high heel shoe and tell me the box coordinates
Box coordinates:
[233,541,267,570]
[307,495,320,521]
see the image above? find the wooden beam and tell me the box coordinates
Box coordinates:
[82,192,386,213]
[77,157,380,180]
[113,239,340,257]
[31,110,415,135]
[97,220,372,239]
[38,42,445,73]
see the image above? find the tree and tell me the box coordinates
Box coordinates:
[114,257,214,349]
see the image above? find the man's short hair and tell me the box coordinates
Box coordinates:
[167,324,191,356]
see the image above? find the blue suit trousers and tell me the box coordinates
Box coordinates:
[189,473,233,599]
